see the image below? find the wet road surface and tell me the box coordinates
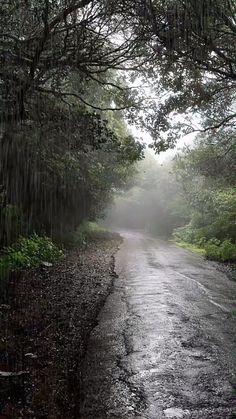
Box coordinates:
[80,231,236,418]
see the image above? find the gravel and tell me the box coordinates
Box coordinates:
[0,234,121,419]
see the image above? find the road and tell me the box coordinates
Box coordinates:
[80,231,236,419]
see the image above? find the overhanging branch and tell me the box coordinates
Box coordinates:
[36,88,142,111]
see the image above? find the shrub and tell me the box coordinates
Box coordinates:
[204,243,221,261]
[205,239,236,262]
[63,221,108,249]
[174,225,236,263]
[173,224,203,245]
[0,234,64,278]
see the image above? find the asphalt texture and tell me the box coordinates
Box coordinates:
[80,231,236,419]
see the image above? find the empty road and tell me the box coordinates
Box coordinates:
[80,231,236,419]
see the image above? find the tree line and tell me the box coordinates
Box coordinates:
[1,0,236,251]
[108,128,236,262]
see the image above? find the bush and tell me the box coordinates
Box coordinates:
[173,224,203,245]
[205,239,236,262]
[0,235,64,278]
[174,225,236,263]
[63,221,108,249]
[204,243,221,261]
[81,222,107,238]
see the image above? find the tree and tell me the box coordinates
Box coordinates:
[174,132,236,244]
[0,1,149,246]
[0,100,144,245]
[0,1,149,123]
[132,0,236,151]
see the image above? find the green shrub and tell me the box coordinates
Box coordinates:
[205,239,236,262]
[196,236,207,247]
[63,221,108,249]
[204,243,221,261]
[207,238,221,246]
[173,224,202,245]
[81,222,107,238]
[0,234,64,278]
[174,225,236,263]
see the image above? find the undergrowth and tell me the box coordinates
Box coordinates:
[63,221,108,249]
[173,225,236,262]
[0,234,64,279]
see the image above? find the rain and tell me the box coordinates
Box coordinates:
[0,1,236,418]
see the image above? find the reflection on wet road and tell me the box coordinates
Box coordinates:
[80,231,236,419]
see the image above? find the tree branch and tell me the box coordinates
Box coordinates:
[36,88,141,111]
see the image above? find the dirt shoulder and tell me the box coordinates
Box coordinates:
[0,234,121,419]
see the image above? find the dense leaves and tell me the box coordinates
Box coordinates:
[1,0,236,248]
[0,0,150,247]
[132,0,236,150]
[0,100,144,245]
[173,131,236,261]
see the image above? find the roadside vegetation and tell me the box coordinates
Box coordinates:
[1,0,236,274]
[1,1,236,416]
[107,132,236,265]
[0,235,64,278]
[173,132,236,263]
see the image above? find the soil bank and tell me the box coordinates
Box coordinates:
[0,234,121,419]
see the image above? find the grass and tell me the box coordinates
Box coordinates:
[173,239,206,256]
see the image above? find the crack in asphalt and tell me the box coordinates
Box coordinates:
[116,280,148,414]
[80,230,236,419]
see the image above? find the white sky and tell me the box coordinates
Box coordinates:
[126,75,200,164]
[130,124,197,164]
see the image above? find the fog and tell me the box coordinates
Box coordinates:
[105,152,188,237]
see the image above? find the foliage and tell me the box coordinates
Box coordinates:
[205,240,236,262]
[174,137,236,242]
[63,222,109,249]
[0,88,144,247]
[3,0,236,153]
[0,235,64,279]
[171,130,236,262]
[137,0,236,151]
[1,0,236,265]
[0,1,146,249]
[173,240,206,256]
[82,222,107,238]
[173,225,205,246]
[0,0,153,132]
[174,227,236,262]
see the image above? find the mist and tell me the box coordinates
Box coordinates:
[105,152,188,238]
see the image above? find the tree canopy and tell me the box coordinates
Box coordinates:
[1,0,236,246]
[1,1,236,145]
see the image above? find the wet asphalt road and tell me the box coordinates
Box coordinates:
[80,231,236,419]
